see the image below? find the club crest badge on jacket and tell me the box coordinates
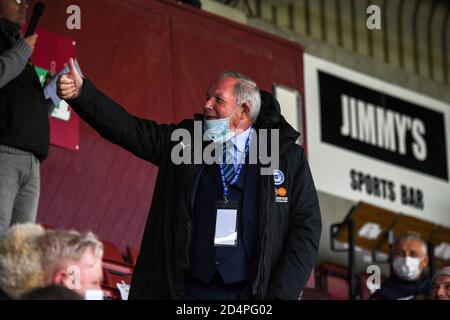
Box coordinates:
[273,170,288,203]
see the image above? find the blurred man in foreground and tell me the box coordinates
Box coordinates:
[0,223,104,299]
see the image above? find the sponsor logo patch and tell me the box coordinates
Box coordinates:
[275,187,287,197]
[273,169,285,186]
[275,196,288,203]
[275,187,288,203]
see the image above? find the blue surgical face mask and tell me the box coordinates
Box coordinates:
[393,256,423,281]
[204,106,243,143]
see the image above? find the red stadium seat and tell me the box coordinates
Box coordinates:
[101,240,125,263]
[326,275,349,300]
[359,272,372,300]
[301,288,333,300]
[104,270,132,288]
[102,259,134,275]
[318,262,350,300]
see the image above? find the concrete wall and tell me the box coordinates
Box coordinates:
[247,17,450,105]
[244,0,450,87]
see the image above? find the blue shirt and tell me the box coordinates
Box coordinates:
[225,126,253,171]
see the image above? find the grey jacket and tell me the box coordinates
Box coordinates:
[0,39,32,88]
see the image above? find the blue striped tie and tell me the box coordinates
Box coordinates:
[222,143,235,185]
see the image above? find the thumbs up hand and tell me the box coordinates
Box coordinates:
[57,58,84,100]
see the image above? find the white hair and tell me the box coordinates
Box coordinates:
[218,71,261,123]
[393,233,428,256]
[38,229,104,282]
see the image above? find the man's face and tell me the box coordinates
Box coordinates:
[54,247,103,297]
[432,275,450,300]
[75,247,103,296]
[394,239,429,273]
[0,0,28,28]
[203,77,243,130]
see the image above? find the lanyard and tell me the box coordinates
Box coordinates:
[219,128,253,203]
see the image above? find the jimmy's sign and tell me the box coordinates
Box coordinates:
[319,71,447,180]
[304,54,450,226]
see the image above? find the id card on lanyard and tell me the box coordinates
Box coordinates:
[214,200,239,247]
[213,129,252,247]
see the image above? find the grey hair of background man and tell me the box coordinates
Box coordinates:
[38,229,104,281]
[217,70,261,123]
[393,232,428,256]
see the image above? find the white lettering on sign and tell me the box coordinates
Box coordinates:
[340,94,427,161]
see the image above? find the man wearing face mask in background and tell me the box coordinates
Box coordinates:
[371,233,431,300]
[57,61,322,300]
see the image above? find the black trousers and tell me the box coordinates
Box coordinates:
[185,272,252,300]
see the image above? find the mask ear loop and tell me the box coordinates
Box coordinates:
[230,105,245,133]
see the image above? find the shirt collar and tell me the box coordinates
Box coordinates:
[231,126,252,152]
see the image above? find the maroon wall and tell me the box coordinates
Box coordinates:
[36,0,304,251]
